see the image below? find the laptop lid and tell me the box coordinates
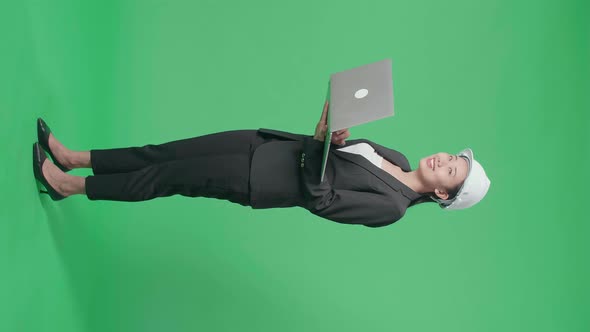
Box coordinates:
[330,58,394,131]
[319,59,395,183]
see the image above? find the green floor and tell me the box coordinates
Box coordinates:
[2,1,588,331]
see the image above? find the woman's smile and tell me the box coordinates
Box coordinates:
[427,157,435,170]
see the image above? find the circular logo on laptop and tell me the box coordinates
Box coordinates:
[354,88,369,99]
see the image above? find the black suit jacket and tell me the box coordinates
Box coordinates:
[249,128,425,228]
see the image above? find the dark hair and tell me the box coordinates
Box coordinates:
[408,183,461,208]
[448,184,461,200]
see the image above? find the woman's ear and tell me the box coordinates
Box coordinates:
[434,188,449,200]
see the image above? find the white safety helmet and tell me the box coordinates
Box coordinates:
[430,148,491,210]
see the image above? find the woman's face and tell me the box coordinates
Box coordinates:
[418,152,469,199]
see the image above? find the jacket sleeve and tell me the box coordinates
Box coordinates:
[299,136,403,227]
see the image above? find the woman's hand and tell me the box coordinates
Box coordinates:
[314,100,350,146]
[313,100,329,141]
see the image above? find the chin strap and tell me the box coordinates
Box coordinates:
[431,194,455,208]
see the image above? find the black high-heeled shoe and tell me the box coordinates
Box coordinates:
[37,117,72,172]
[33,142,66,201]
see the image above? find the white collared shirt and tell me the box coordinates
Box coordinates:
[336,143,384,169]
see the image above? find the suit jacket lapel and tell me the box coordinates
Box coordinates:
[332,139,421,201]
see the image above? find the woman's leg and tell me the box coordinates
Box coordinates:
[89,130,261,174]
[42,129,279,204]
[52,130,261,174]
[84,153,252,205]
[41,152,251,205]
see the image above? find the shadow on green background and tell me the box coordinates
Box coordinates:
[1,0,588,331]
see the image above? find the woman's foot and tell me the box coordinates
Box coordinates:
[41,158,87,196]
[47,133,75,170]
[47,133,92,169]
[40,155,93,197]
[42,157,87,196]
[41,158,73,197]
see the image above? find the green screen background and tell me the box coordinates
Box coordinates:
[2,0,588,331]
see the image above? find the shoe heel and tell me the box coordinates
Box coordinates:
[33,143,66,201]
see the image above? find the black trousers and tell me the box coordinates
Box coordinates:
[85,130,280,206]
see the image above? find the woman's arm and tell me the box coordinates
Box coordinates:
[299,135,402,227]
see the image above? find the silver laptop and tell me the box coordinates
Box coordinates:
[320,58,394,182]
